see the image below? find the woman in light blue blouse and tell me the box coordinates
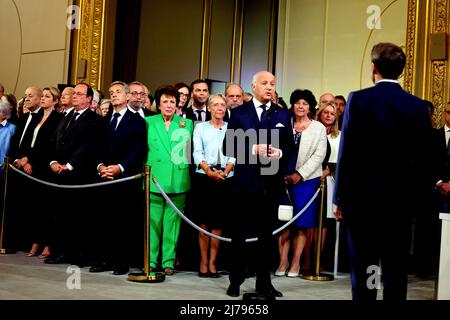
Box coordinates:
[193,94,235,278]
[0,100,16,173]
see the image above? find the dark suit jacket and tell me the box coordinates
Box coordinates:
[143,108,155,117]
[184,106,211,123]
[100,110,147,176]
[432,127,449,183]
[223,100,296,194]
[334,81,433,216]
[25,110,63,179]
[9,109,44,160]
[51,108,105,184]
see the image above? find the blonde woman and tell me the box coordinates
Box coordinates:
[192,94,235,278]
[21,87,63,258]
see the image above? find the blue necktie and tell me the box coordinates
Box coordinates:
[109,113,120,132]
[259,105,267,123]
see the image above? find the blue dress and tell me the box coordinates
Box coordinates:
[290,130,320,228]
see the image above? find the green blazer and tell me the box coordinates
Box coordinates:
[145,114,193,194]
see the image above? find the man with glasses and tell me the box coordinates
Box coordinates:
[45,83,104,267]
[128,81,154,117]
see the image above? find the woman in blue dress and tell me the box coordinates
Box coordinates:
[275,89,327,277]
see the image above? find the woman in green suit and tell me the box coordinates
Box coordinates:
[145,85,193,275]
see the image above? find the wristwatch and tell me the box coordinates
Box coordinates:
[223,172,228,178]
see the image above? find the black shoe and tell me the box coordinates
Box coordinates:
[44,254,66,264]
[256,284,283,297]
[243,292,276,301]
[89,262,112,273]
[198,272,209,278]
[226,284,240,297]
[209,272,220,278]
[112,265,129,275]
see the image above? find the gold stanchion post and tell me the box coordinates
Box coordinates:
[301,178,334,281]
[128,166,165,283]
[0,157,14,254]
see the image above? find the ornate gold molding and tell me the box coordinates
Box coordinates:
[70,0,106,89]
[404,0,417,94]
[406,0,449,128]
[430,0,448,127]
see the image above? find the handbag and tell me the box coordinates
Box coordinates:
[278,187,293,221]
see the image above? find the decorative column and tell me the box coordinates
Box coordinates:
[405,0,449,128]
[69,0,106,89]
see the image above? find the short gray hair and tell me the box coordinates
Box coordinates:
[110,81,130,94]
[0,100,11,119]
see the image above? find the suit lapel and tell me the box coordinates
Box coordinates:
[154,115,171,155]
[245,101,260,128]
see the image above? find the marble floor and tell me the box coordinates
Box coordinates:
[0,251,437,301]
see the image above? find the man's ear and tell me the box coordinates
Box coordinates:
[371,62,378,76]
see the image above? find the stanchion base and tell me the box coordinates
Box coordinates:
[300,272,334,281]
[0,248,16,255]
[127,272,165,283]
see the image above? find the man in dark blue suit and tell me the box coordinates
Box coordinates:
[334,43,433,300]
[223,71,296,299]
[90,81,147,275]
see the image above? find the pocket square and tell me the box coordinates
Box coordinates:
[275,123,285,128]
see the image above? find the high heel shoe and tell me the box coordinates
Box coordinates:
[287,267,300,277]
[26,243,40,257]
[38,246,51,259]
[274,264,289,276]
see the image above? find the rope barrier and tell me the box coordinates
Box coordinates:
[152,175,321,243]
[7,164,144,189]
[4,160,321,243]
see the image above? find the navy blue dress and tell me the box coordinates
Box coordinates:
[290,130,320,228]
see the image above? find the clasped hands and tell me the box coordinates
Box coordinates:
[98,164,121,180]
[206,167,226,182]
[50,162,70,174]
[13,157,33,175]
[254,144,281,160]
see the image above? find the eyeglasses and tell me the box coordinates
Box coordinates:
[73,92,87,96]
[179,93,190,97]
[131,92,147,98]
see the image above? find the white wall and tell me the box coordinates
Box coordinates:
[277,0,408,102]
[0,0,71,97]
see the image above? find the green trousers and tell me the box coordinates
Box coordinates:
[149,193,186,269]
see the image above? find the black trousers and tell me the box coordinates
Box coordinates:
[228,191,278,290]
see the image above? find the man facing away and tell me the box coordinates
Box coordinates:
[334,42,433,300]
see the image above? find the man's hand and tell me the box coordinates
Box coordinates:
[50,162,64,174]
[23,163,33,175]
[13,157,28,169]
[285,171,302,185]
[255,144,281,159]
[268,145,281,159]
[438,182,450,196]
[100,165,121,180]
[335,206,344,221]
[255,144,268,157]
